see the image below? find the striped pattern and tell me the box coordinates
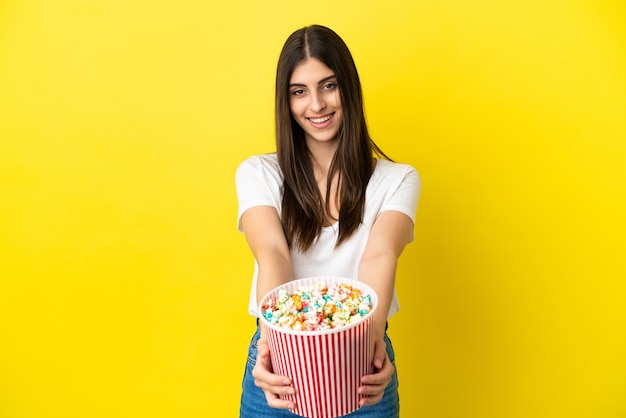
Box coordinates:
[267,316,373,418]
[260,277,377,418]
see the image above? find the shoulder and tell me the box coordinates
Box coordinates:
[367,159,421,224]
[372,159,420,184]
[236,153,281,178]
[237,153,279,171]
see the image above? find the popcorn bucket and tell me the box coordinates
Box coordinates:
[258,277,378,418]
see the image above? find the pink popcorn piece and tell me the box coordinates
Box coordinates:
[261,282,373,331]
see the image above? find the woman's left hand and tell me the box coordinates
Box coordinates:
[358,337,394,406]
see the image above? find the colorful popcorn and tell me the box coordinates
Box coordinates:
[261,282,373,331]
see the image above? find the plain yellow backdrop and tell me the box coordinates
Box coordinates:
[1,1,625,417]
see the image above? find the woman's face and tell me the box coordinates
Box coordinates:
[288,58,343,146]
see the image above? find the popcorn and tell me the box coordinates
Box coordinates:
[261,282,373,331]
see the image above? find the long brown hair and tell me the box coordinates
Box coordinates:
[276,25,391,251]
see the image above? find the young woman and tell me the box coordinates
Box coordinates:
[236,24,421,417]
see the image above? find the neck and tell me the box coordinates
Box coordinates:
[306,139,339,178]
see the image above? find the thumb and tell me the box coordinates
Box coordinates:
[373,338,386,369]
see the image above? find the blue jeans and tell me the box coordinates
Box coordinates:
[239,323,399,418]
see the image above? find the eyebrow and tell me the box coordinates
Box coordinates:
[289,75,337,88]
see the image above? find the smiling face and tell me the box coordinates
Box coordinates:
[288,58,343,147]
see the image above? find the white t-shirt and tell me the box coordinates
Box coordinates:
[235,153,421,318]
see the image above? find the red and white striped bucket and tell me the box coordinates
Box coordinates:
[258,277,377,418]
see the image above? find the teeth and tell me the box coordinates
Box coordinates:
[309,114,332,124]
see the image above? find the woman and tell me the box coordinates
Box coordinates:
[236,24,421,417]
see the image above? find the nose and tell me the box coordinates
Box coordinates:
[310,91,326,113]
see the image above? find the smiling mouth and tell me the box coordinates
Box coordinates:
[307,113,334,124]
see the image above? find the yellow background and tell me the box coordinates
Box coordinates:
[1,1,625,417]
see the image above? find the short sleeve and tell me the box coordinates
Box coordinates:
[235,154,283,232]
[382,165,421,225]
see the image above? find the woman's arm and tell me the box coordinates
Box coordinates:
[359,210,413,340]
[357,210,414,406]
[240,205,296,410]
[241,205,293,307]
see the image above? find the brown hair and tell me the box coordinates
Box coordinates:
[276,25,391,251]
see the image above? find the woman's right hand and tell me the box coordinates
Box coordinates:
[252,336,297,410]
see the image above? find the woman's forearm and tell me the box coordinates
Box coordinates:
[256,253,293,340]
[358,253,398,340]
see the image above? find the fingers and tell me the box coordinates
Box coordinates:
[252,340,297,410]
[263,387,297,410]
[372,337,389,369]
[359,343,394,407]
[254,369,297,410]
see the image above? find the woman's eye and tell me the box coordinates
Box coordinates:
[291,89,305,96]
[322,82,337,90]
